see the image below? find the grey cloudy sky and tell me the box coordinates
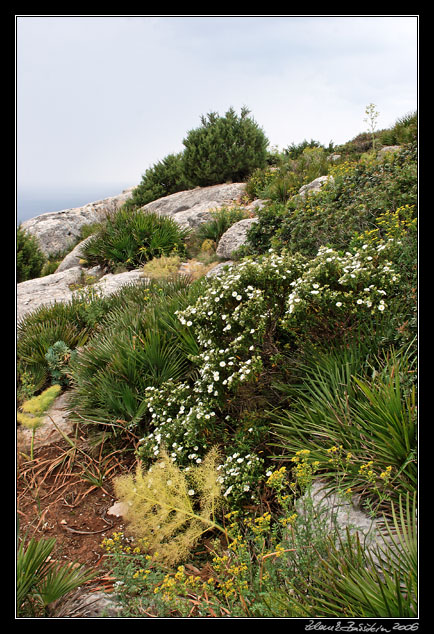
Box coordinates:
[16,14,418,194]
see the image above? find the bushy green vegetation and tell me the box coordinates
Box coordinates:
[182,106,268,187]
[16,108,418,618]
[81,208,189,271]
[123,152,189,211]
[123,106,269,211]
[17,226,46,282]
[244,142,417,258]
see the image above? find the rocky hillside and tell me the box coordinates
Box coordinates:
[16,125,417,618]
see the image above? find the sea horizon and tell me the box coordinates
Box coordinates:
[17,182,136,226]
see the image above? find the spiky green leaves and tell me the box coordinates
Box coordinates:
[17,534,95,616]
[82,208,190,271]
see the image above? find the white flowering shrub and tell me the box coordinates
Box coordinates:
[135,240,401,508]
[281,239,400,330]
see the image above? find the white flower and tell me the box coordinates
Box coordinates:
[219,361,226,367]
[186,321,192,327]
[188,489,195,496]
[378,304,385,311]
[224,486,233,497]
[336,302,342,307]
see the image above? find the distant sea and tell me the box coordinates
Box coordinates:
[17,183,136,226]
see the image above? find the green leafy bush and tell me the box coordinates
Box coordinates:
[336,131,382,159]
[244,145,330,207]
[17,226,46,282]
[380,111,417,146]
[182,106,269,187]
[81,208,189,271]
[284,138,334,160]
[239,201,287,255]
[257,142,417,257]
[244,166,276,200]
[123,152,189,211]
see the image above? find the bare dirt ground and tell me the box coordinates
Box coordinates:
[16,427,135,604]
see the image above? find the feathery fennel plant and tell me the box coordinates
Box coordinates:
[114,446,225,566]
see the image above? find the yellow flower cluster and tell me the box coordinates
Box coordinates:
[377,205,417,240]
[272,543,286,558]
[155,565,216,602]
[380,465,393,481]
[132,567,152,581]
[358,460,376,484]
[266,466,287,488]
[101,532,151,557]
[329,160,358,179]
[101,531,125,553]
[243,511,272,536]
[210,554,249,599]
[290,449,311,463]
[279,512,297,527]
[356,204,416,248]
[326,445,353,467]
[290,450,320,489]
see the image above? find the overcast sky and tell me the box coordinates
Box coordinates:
[16,14,418,195]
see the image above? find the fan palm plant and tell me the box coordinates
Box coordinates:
[284,492,417,617]
[270,343,417,504]
[17,531,95,617]
[82,208,189,270]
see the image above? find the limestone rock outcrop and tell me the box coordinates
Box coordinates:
[17,266,83,322]
[17,267,147,323]
[216,217,258,259]
[298,174,334,198]
[140,182,247,230]
[20,187,135,257]
[55,236,94,273]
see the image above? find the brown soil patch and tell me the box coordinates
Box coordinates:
[16,429,136,595]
